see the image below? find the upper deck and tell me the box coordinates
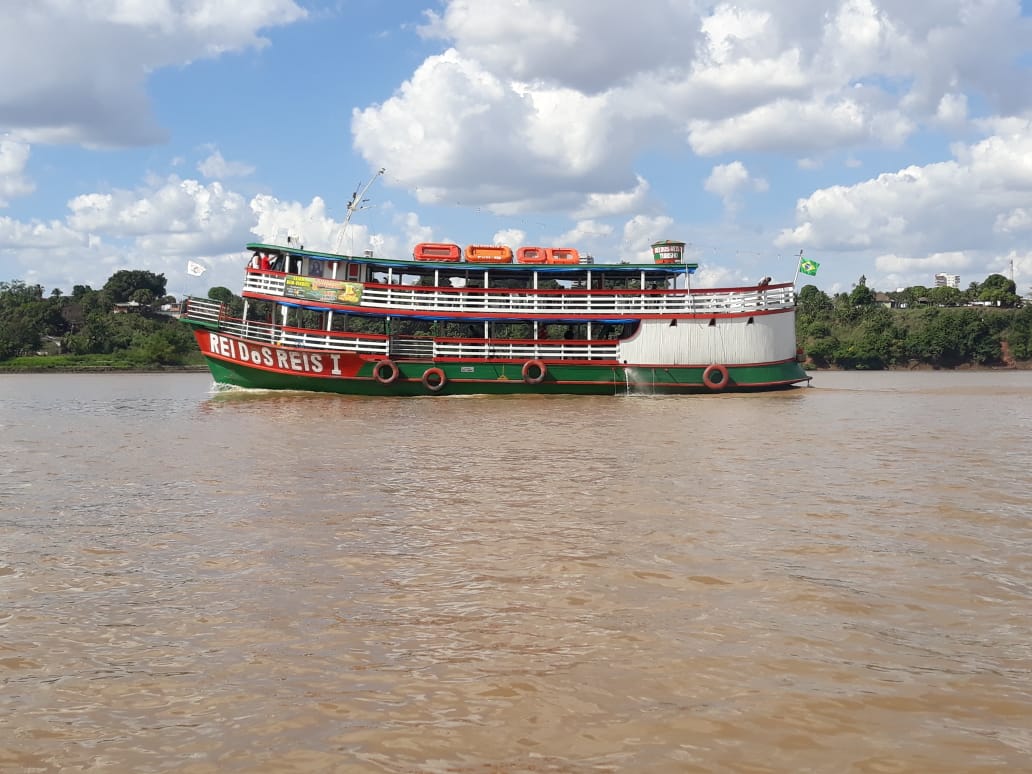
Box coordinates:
[241,242,795,319]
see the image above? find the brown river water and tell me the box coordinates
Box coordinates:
[1,371,1030,773]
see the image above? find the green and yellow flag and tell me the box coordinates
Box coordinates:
[799,257,820,276]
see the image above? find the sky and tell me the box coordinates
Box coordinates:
[2,0,1032,300]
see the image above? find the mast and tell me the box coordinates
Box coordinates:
[334,167,385,254]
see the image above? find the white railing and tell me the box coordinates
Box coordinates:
[240,270,794,317]
[181,297,620,362]
[181,297,223,324]
[182,298,390,354]
[426,339,619,361]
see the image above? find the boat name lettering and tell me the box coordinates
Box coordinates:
[207,333,343,376]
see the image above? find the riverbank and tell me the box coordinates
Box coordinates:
[0,365,209,374]
[0,354,209,374]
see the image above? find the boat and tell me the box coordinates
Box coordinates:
[179,237,811,395]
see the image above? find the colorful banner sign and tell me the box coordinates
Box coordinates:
[283,276,364,304]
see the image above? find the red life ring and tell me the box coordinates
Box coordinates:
[421,367,447,393]
[522,359,547,385]
[372,359,400,384]
[702,364,729,391]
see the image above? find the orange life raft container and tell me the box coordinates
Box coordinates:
[465,245,514,263]
[545,247,580,265]
[413,243,462,262]
[516,246,548,264]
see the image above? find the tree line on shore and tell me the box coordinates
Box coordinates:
[0,271,199,368]
[797,273,1032,369]
[1,268,1031,370]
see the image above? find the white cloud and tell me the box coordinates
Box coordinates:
[620,215,676,262]
[935,93,968,126]
[573,177,650,219]
[0,139,34,206]
[995,208,1032,234]
[1,174,266,290]
[492,228,525,248]
[777,119,1032,255]
[0,0,306,147]
[704,161,768,210]
[773,118,1032,287]
[419,0,704,94]
[874,250,971,275]
[355,0,1032,220]
[198,149,255,179]
[687,98,913,156]
[67,177,249,246]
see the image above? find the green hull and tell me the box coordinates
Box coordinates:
[203,356,810,396]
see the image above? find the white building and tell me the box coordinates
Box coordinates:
[934,273,960,289]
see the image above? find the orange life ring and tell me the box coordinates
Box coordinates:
[702,364,729,391]
[522,359,547,385]
[373,359,400,384]
[421,367,446,393]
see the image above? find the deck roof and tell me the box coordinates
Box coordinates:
[247,242,698,277]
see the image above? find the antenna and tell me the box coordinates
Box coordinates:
[334,167,385,254]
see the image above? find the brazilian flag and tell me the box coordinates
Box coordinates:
[799,258,820,276]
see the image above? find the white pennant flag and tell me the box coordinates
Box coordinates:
[186,260,206,276]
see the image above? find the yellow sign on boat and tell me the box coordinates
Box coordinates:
[283,276,364,305]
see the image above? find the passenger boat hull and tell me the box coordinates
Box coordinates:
[191,329,808,396]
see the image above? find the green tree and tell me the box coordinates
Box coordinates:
[130,288,156,306]
[1004,306,1032,360]
[928,286,963,307]
[797,284,833,318]
[0,281,52,358]
[900,285,931,308]
[849,284,876,307]
[978,274,1021,307]
[208,286,244,317]
[834,306,904,369]
[102,270,167,304]
[904,308,1001,366]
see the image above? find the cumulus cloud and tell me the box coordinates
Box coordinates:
[620,215,676,262]
[418,0,704,94]
[355,0,1032,222]
[67,177,249,248]
[777,120,1032,254]
[875,250,972,276]
[704,161,768,210]
[0,140,34,206]
[573,176,650,219]
[0,174,263,291]
[774,118,1032,287]
[0,0,306,147]
[198,149,255,179]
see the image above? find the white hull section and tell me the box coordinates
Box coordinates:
[618,312,797,366]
